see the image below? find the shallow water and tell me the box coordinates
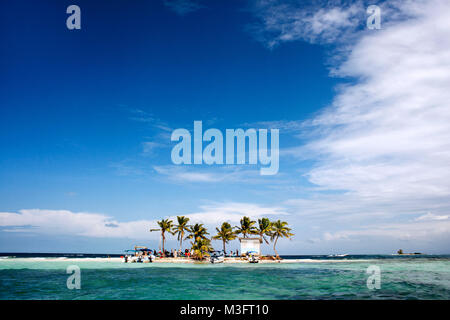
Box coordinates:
[1,256,449,299]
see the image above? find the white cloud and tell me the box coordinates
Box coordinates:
[0,209,159,240]
[301,0,450,201]
[142,141,164,155]
[0,203,288,240]
[250,0,450,249]
[242,120,305,133]
[249,0,364,48]
[415,212,449,222]
[154,165,223,182]
[153,165,264,183]
[125,107,173,133]
[179,202,288,225]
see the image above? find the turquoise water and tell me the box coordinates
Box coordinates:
[1,256,449,299]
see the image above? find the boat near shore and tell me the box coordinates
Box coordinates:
[122,247,155,263]
[210,251,224,264]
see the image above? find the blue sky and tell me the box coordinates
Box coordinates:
[1,0,450,254]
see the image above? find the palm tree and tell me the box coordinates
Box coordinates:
[186,224,211,259]
[191,238,213,260]
[212,222,236,253]
[235,216,257,238]
[185,223,209,243]
[174,216,190,251]
[157,219,174,257]
[270,220,294,258]
[257,218,272,244]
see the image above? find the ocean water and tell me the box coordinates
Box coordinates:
[0,254,449,300]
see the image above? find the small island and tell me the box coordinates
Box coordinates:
[123,216,294,264]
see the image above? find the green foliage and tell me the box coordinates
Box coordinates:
[212,222,236,253]
[151,216,294,260]
[156,219,174,256]
[191,238,213,260]
[270,220,294,258]
[174,216,190,250]
[186,223,209,242]
[235,216,258,238]
[257,218,272,244]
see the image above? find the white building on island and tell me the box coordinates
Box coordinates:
[239,238,261,255]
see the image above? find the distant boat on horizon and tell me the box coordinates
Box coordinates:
[396,249,425,255]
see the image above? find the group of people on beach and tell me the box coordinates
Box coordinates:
[168,249,241,258]
[125,248,242,262]
[139,248,240,258]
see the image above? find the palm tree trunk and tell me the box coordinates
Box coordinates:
[162,231,165,257]
[223,240,226,253]
[273,236,279,258]
[179,232,183,251]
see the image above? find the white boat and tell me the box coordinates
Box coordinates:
[122,248,155,263]
[210,251,225,264]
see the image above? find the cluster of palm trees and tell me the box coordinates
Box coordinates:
[152,216,293,259]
